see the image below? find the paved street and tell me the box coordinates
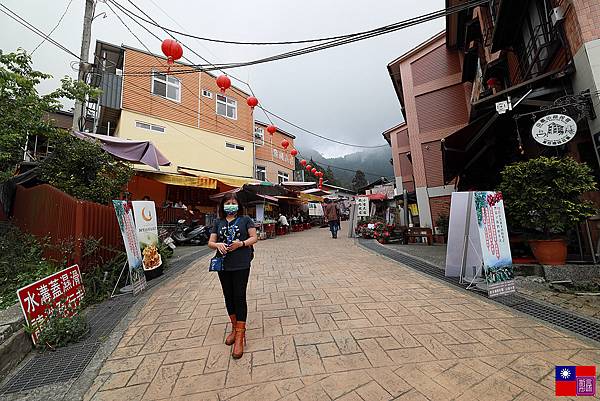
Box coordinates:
[85,228,600,401]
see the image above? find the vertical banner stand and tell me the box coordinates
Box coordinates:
[349,201,358,238]
[111,261,134,298]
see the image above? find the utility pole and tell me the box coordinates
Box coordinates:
[72,0,96,132]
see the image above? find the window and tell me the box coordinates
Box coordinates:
[202,89,212,98]
[135,121,166,133]
[216,94,237,119]
[152,72,180,102]
[278,171,289,184]
[254,126,264,146]
[256,165,266,181]
[225,142,245,151]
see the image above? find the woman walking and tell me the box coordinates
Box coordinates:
[208,193,257,359]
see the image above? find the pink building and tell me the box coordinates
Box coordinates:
[384,31,472,229]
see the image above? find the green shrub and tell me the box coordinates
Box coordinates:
[498,156,597,237]
[0,225,59,309]
[39,134,133,205]
[26,303,88,350]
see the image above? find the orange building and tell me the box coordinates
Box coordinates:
[253,121,296,184]
[91,41,260,216]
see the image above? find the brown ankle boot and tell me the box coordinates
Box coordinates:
[225,315,236,346]
[232,321,246,359]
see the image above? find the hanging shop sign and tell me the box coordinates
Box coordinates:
[531,114,577,146]
[17,265,85,344]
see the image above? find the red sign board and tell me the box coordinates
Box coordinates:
[17,264,85,343]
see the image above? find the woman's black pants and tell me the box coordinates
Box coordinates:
[217,269,250,322]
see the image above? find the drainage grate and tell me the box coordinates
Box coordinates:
[0,247,211,395]
[359,239,600,343]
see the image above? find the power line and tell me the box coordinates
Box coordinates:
[262,107,389,149]
[0,3,80,59]
[109,0,484,47]
[110,0,488,72]
[31,0,74,55]
[105,0,393,148]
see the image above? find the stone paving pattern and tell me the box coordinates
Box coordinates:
[84,229,600,401]
[384,243,600,321]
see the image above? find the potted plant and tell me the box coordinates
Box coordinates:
[498,156,597,265]
[435,213,450,243]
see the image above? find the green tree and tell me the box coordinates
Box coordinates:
[39,134,133,204]
[352,170,368,191]
[0,49,99,182]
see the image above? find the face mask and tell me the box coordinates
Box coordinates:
[224,204,238,215]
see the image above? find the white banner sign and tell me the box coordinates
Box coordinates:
[356,196,370,217]
[113,201,146,295]
[131,201,161,272]
[445,191,514,298]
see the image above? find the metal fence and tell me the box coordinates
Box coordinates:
[11,185,123,270]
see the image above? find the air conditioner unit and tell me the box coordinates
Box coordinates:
[551,6,565,26]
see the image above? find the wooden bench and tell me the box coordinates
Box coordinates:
[404,227,433,246]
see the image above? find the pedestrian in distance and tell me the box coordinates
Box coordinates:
[324,198,340,239]
[207,193,258,359]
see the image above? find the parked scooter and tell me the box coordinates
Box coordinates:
[171,219,210,246]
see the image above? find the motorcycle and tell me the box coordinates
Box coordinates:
[170,219,210,246]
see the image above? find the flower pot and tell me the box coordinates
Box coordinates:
[528,239,567,265]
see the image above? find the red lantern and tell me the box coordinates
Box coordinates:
[161,38,183,65]
[247,96,258,109]
[266,125,277,135]
[216,75,231,93]
[311,168,317,174]
[290,149,298,157]
[486,77,499,88]
[281,139,289,150]
[300,159,307,166]
[306,164,312,171]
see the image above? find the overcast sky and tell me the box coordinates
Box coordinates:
[1,0,444,157]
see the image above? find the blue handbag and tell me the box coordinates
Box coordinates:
[209,256,224,272]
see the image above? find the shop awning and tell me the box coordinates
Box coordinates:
[178,167,260,188]
[299,193,323,203]
[137,171,217,189]
[441,112,497,183]
[367,193,387,201]
[302,188,330,196]
[281,181,317,191]
[209,188,279,204]
[73,131,170,170]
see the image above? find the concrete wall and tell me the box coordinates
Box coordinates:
[115,110,254,177]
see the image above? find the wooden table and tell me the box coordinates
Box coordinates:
[404,227,433,246]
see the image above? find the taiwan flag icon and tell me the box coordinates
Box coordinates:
[555,366,596,396]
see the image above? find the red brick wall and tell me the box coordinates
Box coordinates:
[430,195,451,228]
[561,0,600,54]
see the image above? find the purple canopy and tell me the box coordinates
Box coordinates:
[73,131,170,170]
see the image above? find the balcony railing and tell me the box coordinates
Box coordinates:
[515,20,562,83]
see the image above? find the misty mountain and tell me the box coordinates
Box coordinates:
[298,146,394,188]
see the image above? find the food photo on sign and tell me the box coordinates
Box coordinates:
[132,201,163,279]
